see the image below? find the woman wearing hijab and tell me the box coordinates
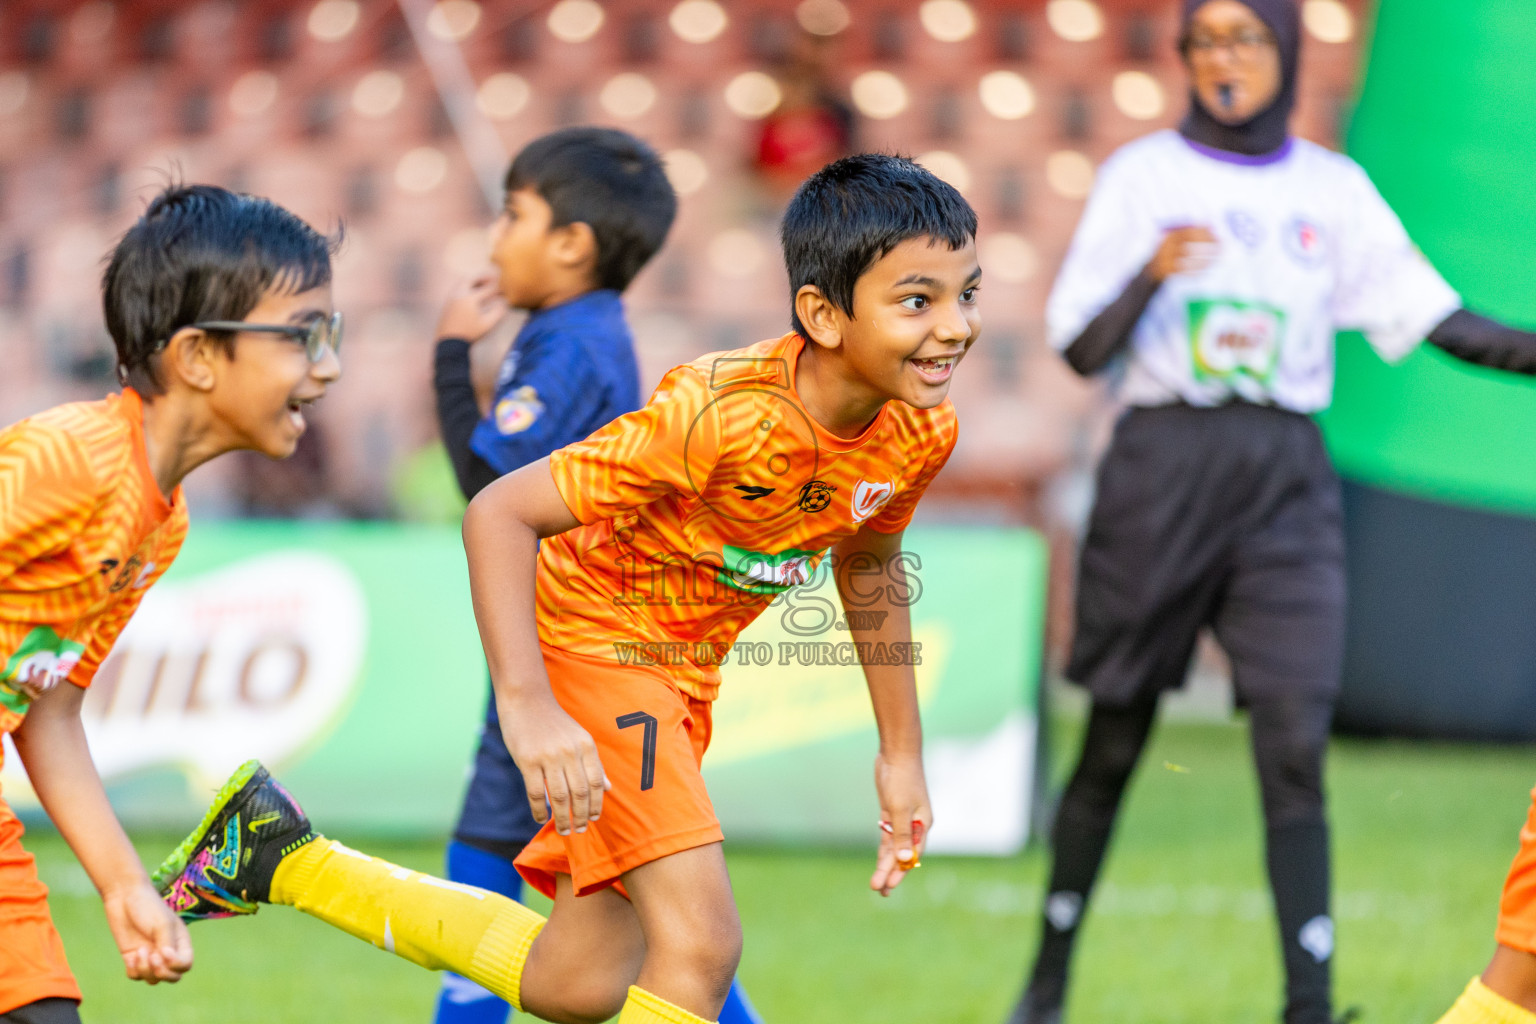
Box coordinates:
[1007,2,1536,1022]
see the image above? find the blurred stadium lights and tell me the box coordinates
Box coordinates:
[851,70,909,120]
[394,145,449,194]
[669,0,729,45]
[917,150,972,194]
[796,0,851,38]
[1046,0,1105,43]
[980,233,1041,284]
[707,228,768,280]
[1111,70,1166,120]
[723,71,782,120]
[1045,149,1096,199]
[1303,0,1355,43]
[919,1,978,44]
[307,0,360,42]
[547,0,605,44]
[979,71,1037,121]
[352,71,406,119]
[599,72,658,120]
[426,0,482,43]
[228,70,279,118]
[662,149,710,196]
[476,73,530,121]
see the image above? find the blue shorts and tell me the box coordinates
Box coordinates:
[452,680,542,857]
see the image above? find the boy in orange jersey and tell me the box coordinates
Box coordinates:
[1434,787,1536,1024]
[0,184,341,1023]
[155,154,977,1024]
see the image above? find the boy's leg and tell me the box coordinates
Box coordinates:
[1438,971,1536,1024]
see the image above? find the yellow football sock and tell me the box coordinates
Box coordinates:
[1436,978,1536,1024]
[617,985,716,1024]
[270,838,545,1010]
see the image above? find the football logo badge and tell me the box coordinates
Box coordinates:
[851,480,895,523]
[798,480,835,512]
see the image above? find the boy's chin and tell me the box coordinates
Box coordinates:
[901,381,952,409]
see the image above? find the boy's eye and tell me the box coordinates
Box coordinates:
[900,295,930,311]
[961,287,979,303]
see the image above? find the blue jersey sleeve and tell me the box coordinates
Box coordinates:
[468,332,613,476]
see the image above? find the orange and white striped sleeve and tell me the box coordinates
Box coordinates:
[867,403,959,535]
[548,364,723,525]
[0,421,99,585]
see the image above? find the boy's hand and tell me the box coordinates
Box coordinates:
[870,751,932,897]
[437,273,508,343]
[502,694,611,837]
[1147,225,1219,282]
[103,879,193,984]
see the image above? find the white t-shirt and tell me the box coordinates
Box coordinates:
[1046,130,1461,412]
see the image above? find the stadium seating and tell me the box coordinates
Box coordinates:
[0,0,1366,519]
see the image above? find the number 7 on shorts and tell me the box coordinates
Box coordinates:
[616,711,658,791]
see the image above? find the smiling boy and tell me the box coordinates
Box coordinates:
[155,154,977,1024]
[0,184,340,1023]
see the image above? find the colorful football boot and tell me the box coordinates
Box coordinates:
[151,759,317,921]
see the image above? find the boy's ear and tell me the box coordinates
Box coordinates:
[551,220,599,276]
[159,327,221,393]
[794,285,844,351]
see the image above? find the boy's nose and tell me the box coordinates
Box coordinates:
[934,301,974,343]
[312,345,342,382]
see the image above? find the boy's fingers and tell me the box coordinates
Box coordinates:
[523,768,550,825]
[583,743,606,821]
[544,767,573,835]
[565,762,592,832]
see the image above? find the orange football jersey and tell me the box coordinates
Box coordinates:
[538,333,958,700]
[0,388,188,766]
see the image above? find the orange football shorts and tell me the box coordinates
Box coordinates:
[515,644,723,900]
[0,797,81,1015]
[1498,785,1536,953]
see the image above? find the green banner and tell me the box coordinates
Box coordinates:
[1319,0,1536,515]
[1,523,1046,854]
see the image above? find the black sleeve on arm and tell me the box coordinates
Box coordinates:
[1061,270,1162,377]
[433,337,500,500]
[1427,308,1536,375]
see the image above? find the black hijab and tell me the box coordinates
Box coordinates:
[1178,0,1300,158]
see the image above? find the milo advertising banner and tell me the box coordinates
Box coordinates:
[0,522,1046,854]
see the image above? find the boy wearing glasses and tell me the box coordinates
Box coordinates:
[0,183,340,1024]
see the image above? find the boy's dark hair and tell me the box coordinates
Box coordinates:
[781,154,977,338]
[104,184,339,395]
[504,127,677,293]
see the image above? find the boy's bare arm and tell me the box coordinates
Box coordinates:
[833,525,931,898]
[462,457,609,837]
[12,682,192,983]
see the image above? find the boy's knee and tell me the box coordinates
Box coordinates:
[546,981,630,1024]
[651,913,743,995]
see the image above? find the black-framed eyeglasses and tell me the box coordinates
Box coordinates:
[156,311,344,362]
[1183,29,1276,61]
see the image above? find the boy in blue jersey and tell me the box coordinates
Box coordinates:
[429,127,763,1024]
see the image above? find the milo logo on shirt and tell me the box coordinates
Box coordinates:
[718,545,824,595]
[1188,298,1287,386]
[1,626,86,714]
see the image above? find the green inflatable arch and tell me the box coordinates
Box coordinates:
[1320,0,1536,514]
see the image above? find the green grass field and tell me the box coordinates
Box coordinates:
[26,715,1532,1024]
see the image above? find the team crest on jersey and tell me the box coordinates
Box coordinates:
[1283,217,1327,267]
[109,554,144,593]
[494,386,544,435]
[1225,209,1265,248]
[798,480,836,513]
[851,480,895,524]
